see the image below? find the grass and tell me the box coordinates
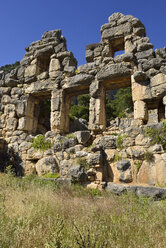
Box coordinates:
[43,173,60,179]
[0,173,166,247]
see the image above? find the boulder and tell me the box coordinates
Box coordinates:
[36,156,59,176]
[67,165,87,183]
[106,183,166,199]
[75,131,91,145]
[97,136,117,149]
[116,159,131,171]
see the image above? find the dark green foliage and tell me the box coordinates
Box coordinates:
[144,151,154,163]
[69,87,133,122]
[106,87,133,120]
[31,135,52,151]
[144,120,166,150]
[0,61,20,74]
[70,95,90,121]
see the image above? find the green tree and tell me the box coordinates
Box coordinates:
[0,61,20,74]
[70,95,90,121]
[106,87,133,120]
[69,87,133,122]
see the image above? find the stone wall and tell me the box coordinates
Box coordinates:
[0,12,166,186]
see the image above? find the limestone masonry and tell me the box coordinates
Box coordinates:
[0,13,166,191]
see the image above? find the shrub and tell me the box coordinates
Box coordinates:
[76,158,91,171]
[113,153,122,162]
[144,151,154,163]
[31,135,52,151]
[116,134,127,150]
[144,120,166,150]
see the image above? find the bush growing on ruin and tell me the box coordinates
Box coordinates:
[31,134,52,151]
[144,120,166,150]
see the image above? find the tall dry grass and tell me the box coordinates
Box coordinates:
[0,173,166,248]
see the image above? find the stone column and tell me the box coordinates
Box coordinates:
[131,74,150,123]
[51,89,70,133]
[89,80,106,132]
[134,100,148,122]
[163,96,166,119]
[51,89,64,133]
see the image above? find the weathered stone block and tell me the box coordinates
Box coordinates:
[97,63,131,82]
[88,152,103,165]
[6,117,17,131]
[49,58,61,73]
[4,104,15,118]
[36,156,59,176]
[97,136,117,149]
[75,131,91,145]
[116,159,131,171]
[134,100,148,121]
[24,64,37,78]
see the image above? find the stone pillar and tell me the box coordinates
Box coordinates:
[89,80,106,132]
[51,89,70,133]
[163,96,166,119]
[134,100,148,122]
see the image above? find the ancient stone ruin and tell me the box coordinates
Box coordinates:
[0,12,166,192]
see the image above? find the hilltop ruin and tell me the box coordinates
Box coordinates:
[0,13,166,190]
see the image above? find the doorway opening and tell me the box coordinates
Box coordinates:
[69,94,90,132]
[27,93,51,135]
[35,98,51,134]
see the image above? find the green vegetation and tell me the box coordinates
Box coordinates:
[113,152,122,162]
[144,120,166,150]
[0,173,166,247]
[0,61,20,74]
[31,135,52,151]
[134,160,142,173]
[76,158,91,171]
[69,87,133,123]
[144,151,154,163]
[106,86,133,120]
[43,173,60,179]
[70,95,90,122]
[116,134,127,150]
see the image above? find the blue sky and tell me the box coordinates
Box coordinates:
[0,0,165,67]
